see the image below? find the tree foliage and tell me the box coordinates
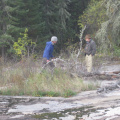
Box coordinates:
[0,0,13,59]
[13,28,36,59]
[0,0,119,59]
[78,0,107,34]
[7,0,45,39]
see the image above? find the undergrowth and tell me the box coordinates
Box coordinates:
[0,60,98,97]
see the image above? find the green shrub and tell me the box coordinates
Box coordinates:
[78,0,107,29]
[63,90,77,97]
[113,45,120,57]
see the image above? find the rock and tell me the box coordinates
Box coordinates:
[97,81,120,93]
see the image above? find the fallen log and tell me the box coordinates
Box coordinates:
[83,71,120,80]
[39,58,120,80]
[97,81,120,93]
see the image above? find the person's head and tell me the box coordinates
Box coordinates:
[85,34,91,42]
[51,36,58,44]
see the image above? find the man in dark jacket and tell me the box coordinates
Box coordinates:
[84,34,96,73]
[43,36,58,64]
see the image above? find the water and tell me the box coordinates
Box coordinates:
[0,89,120,120]
[33,106,96,120]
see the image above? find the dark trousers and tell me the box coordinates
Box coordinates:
[42,58,55,68]
[42,58,47,65]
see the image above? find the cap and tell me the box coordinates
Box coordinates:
[51,36,58,42]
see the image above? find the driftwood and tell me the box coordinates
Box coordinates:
[77,25,87,58]
[40,58,86,75]
[83,71,120,80]
[40,58,120,94]
[40,58,120,79]
[40,58,68,74]
[97,81,120,93]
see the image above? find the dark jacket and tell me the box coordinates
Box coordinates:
[85,39,96,56]
[43,41,54,60]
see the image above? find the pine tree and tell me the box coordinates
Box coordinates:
[57,0,71,29]
[0,0,13,59]
[66,0,89,40]
[7,0,44,39]
[55,0,71,49]
[7,0,28,39]
[39,0,56,37]
[22,0,45,38]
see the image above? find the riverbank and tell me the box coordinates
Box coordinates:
[0,79,120,120]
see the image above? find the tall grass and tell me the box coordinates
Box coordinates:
[0,60,98,97]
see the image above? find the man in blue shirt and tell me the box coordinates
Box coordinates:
[43,36,58,64]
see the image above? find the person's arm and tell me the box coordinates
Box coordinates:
[49,46,54,59]
[45,45,51,60]
[91,42,96,56]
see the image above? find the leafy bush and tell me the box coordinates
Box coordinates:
[63,90,77,97]
[113,45,120,57]
[13,28,36,59]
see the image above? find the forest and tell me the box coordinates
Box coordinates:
[0,0,86,60]
[0,0,119,61]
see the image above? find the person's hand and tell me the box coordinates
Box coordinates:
[47,60,50,63]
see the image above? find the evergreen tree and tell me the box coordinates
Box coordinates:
[57,0,71,29]
[39,0,70,38]
[66,0,89,41]
[0,0,95,58]
[0,0,13,59]
[7,0,28,39]
[8,0,44,39]
[39,0,57,37]
[56,0,71,49]
[23,0,45,38]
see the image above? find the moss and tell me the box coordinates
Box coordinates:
[95,0,120,54]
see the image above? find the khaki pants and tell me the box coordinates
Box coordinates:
[85,55,93,73]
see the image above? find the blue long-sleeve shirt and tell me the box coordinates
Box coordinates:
[43,41,54,60]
